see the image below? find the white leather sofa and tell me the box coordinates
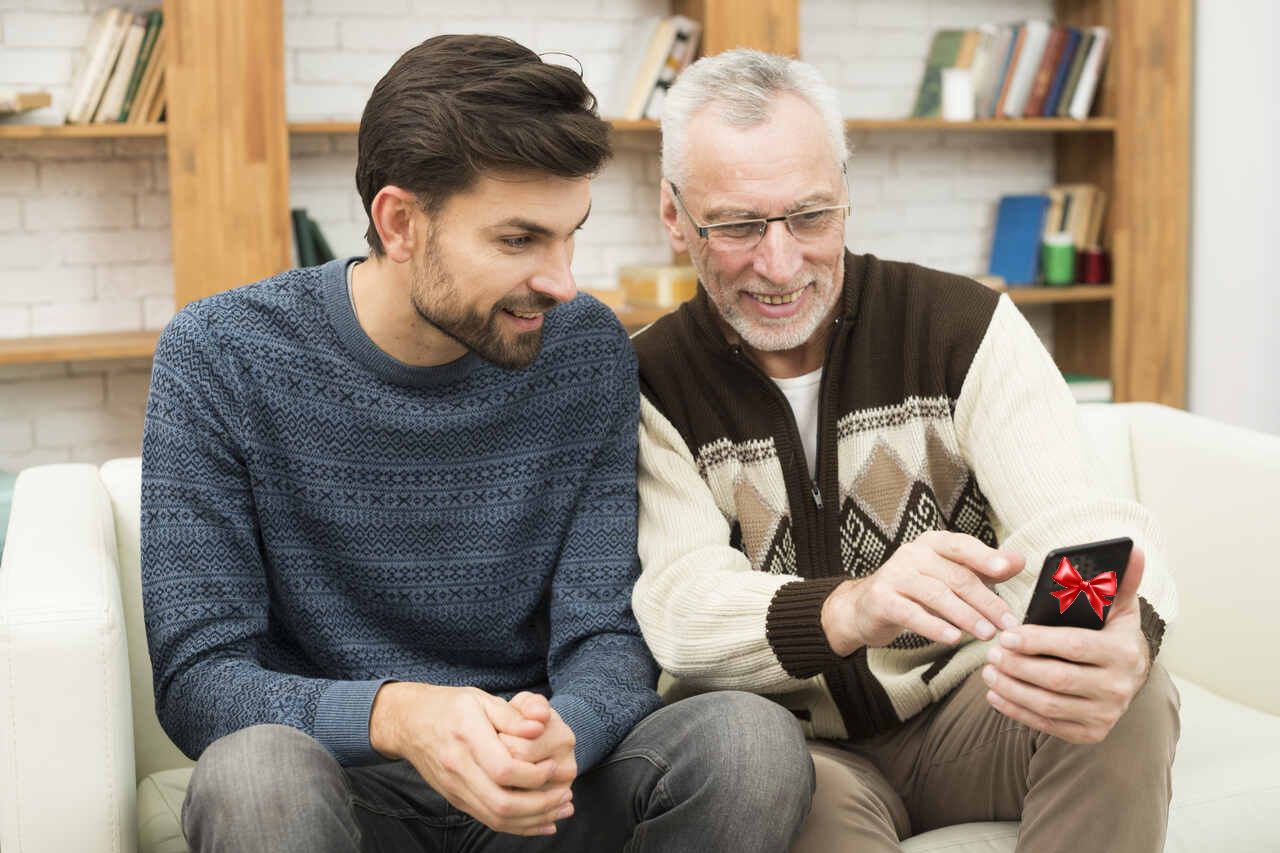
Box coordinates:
[2,403,1278,852]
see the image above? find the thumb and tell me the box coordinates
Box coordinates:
[1112,544,1145,613]
[509,691,552,725]
[481,695,544,740]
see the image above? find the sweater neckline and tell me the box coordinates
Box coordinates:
[321,256,482,389]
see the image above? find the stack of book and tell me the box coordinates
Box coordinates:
[987,184,1107,286]
[611,15,702,121]
[66,7,166,125]
[912,21,1110,120]
[0,91,52,118]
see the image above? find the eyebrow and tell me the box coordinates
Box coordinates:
[703,191,841,223]
[490,203,592,237]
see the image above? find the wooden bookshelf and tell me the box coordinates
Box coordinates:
[0,331,161,366]
[0,0,1190,406]
[0,123,166,139]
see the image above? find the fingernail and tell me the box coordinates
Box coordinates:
[986,646,1003,665]
[944,627,962,643]
[560,791,573,805]
[982,665,996,685]
[991,557,1008,572]
[1000,631,1021,649]
[558,805,574,820]
[975,619,995,639]
[1000,612,1019,631]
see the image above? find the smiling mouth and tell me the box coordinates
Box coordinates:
[505,309,543,319]
[747,286,806,305]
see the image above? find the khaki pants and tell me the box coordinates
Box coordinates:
[792,661,1180,852]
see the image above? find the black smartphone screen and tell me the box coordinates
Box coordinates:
[1022,536,1133,630]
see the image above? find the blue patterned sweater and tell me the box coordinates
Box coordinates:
[141,257,661,770]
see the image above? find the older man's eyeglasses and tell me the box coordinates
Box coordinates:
[669,183,850,252]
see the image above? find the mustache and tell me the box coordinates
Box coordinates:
[496,294,559,314]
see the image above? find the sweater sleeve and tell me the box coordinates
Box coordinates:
[142,309,391,766]
[546,336,662,773]
[632,396,833,692]
[954,295,1179,661]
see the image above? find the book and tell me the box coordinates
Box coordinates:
[988,194,1049,285]
[619,264,697,308]
[1043,186,1067,238]
[643,15,701,121]
[617,17,679,120]
[292,209,318,267]
[954,29,981,69]
[1056,31,1095,117]
[129,27,166,124]
[1043,27,1082,116]
[67,7,128,124]
[976,24,1014,118]
[1068,26,1111,120]
[1064,373,1112,404]
[993,24,1024,118]
[1085,187,1108,248]
[1001,20,1051,118]
[120,10,163,122]
[1023,26,1066,117]
[910,30,967,119]
[309,217,337,264]
[0,91,52,115]
[967,26,1000,118]
[94,12,148,123]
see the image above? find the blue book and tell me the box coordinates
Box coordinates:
[1044,28,1082,116]
[989,195,1050,285]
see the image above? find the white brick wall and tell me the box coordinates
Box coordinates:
[1,0,1056,470]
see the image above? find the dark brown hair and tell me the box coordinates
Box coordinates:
[356,34,611,256]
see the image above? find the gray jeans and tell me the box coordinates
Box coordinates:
[182,690,814,852]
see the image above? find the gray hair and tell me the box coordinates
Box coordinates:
[660,48,848,188]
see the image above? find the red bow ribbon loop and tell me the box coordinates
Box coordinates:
[1050,557,1117,621]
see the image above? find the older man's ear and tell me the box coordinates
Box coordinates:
[659,180,690,255]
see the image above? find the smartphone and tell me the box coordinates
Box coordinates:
[1022,536,1132,629]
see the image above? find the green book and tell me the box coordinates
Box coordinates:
[1063,372,1112,403]
[291,208,318,267]
[309,216,336,264]
[119,10,162,122]
[911,30,966,119]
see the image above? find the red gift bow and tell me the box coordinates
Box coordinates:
[1050,557,1117,621]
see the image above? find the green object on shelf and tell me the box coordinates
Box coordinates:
[1041,232,1076,286]
[0,470,16,559]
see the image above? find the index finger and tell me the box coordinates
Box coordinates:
[922,531,1024,582]
[466,719,557,791]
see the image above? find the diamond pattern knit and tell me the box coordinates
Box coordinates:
[142,257,660,770]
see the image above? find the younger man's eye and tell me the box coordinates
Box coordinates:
[501,235,531,249]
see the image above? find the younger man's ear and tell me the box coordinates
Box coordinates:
[369,186,424,263]
[659,180,689,255]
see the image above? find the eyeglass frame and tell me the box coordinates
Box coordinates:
[667,173,852,248]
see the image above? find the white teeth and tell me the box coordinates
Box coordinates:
[751,290,802,305]
[509,311,540,319]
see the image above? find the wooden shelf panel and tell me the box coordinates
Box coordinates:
[1006,285,1114,305]
[846,118,1115,132]
[0,123,166,139]
[0,330,161,365]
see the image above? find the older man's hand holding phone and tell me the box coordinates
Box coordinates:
[821,532,1152,744]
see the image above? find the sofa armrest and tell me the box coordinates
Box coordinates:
[0,464,138,853]
[1124,404,1280,715]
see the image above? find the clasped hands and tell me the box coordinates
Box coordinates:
[370,683,577,836]
[820,530,1151,744]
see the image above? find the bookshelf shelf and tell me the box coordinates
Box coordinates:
[0,330,161,365]
[1005,285,1113,305]
[844,117,1115,133]
[0,123,166,140]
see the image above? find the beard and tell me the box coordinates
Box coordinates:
[408,236,556,371]
[701,260,843,353]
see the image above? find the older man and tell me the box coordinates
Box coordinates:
[631,49,1180,852]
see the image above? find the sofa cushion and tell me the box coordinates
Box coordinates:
[138,768,192,853]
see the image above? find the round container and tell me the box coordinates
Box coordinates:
[1041,232,1076,286]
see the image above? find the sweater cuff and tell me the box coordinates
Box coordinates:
[766,576,851,679]
[313,678,396,767]
[549,693,611,773]
[1138,596,1167,663]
